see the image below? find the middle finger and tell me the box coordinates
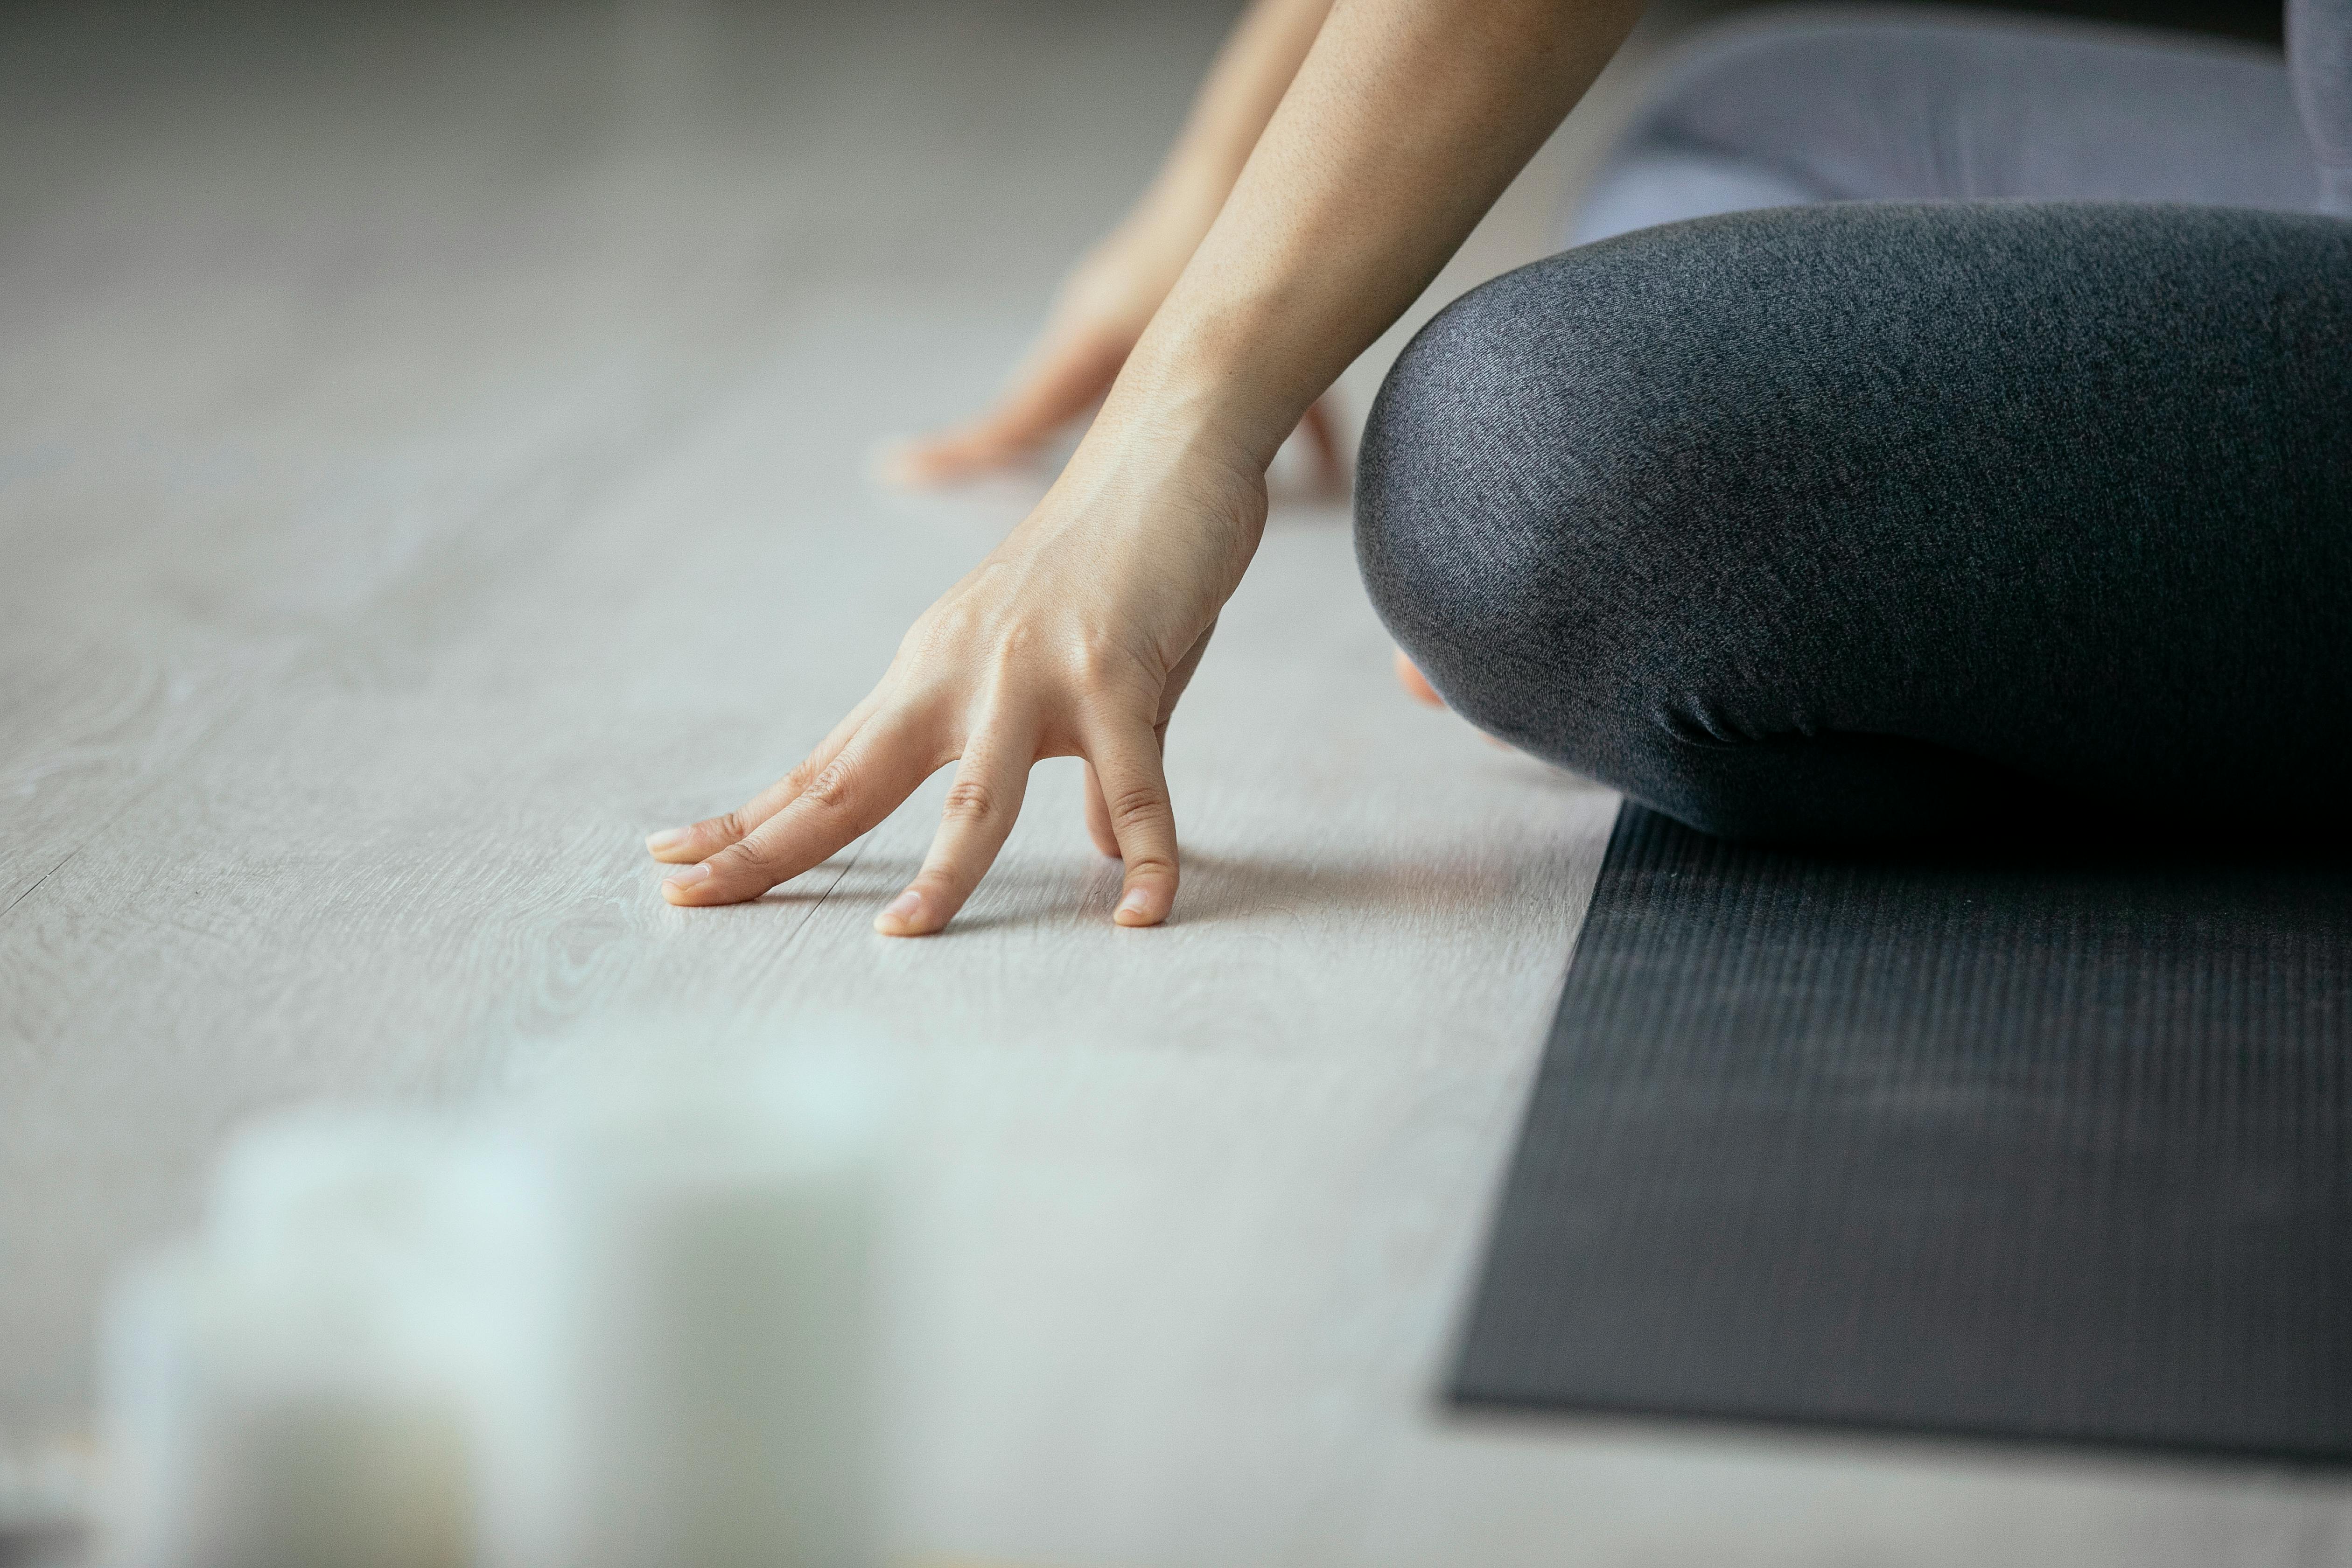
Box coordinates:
[872,712,1040,936]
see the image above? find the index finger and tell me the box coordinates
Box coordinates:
[661,709,936,906]
[645,691,882,865]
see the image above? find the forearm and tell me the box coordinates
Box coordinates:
[1112,0,1644,469]
[1126,0,1339,250]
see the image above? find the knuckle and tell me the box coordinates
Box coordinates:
[709,840,768,875]
[709,810,748,843]
[1069,637,1155,705]
[785,746,835,795]
[940,778,997,825]
[1106,782,1169,832]
[801,756,858,811]
[1068,634,1121,686]
[995,618,1036,659]
[979,634,1035,688]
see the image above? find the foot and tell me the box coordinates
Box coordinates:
[1393,647,1520,751]
[1393,648,1444,707]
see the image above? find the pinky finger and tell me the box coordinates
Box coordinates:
[1299,395,1347,497]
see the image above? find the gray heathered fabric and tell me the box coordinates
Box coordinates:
[1355,203,2352,842]
[1568,8,2335,245]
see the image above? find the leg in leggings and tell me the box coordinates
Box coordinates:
[1569,8,2335,240]
[1354,203,2352,842]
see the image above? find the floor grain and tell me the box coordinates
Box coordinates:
[4,2,2348,1564]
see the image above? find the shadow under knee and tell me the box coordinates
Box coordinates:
[1627,733,2089,847]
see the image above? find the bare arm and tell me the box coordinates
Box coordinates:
[1130,0,1348,285]
[895,0,1338,483]
[652,0,1644,931]
[1130,0,1636,462]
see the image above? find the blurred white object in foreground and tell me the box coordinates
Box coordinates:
[99,1061,889,1568]
[0,1435,100,1566]
[528,1067,885,1568]
[100,1112,530,1568]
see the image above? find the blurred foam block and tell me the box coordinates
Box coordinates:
[528,1067,886,1568]
[99,1113,532,1568]
[99,1064,888,1568]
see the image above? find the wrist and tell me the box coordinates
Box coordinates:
[1090,355,1267,483]
[1040,362,1273,564]
[1103,301,1309,474]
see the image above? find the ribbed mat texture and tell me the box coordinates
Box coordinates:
[1455,805,2352,1459]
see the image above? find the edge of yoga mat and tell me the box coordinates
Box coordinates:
[1450,802,2352,1464]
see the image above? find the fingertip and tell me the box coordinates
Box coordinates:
[873,888,933,937]
[1113,885,1169,927]
[871,441,918,489]
[881,427,1004,490]
[875,437,950,490]
[645,826,694,861]
[660,862,715,904]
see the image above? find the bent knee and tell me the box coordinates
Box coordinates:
[1351,245,1765,771]
[1356,202,2352,843]
[1350,221,1984,838]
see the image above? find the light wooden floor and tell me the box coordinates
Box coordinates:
[4,2,2348,1564]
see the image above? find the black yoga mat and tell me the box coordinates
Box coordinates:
[1454,804,2352,1461]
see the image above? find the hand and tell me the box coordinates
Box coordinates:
[648,425,1267,934]
[888,217,1346,492]
[645,0,1623,932]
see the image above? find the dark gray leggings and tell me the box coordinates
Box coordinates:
[1355,3,2352,841]
[1354,200,2352,841]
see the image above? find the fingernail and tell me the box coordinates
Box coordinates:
[645,827,689,855]
[664,863,711,892]
[881,890,922,924]
[1117,888,1153,919]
